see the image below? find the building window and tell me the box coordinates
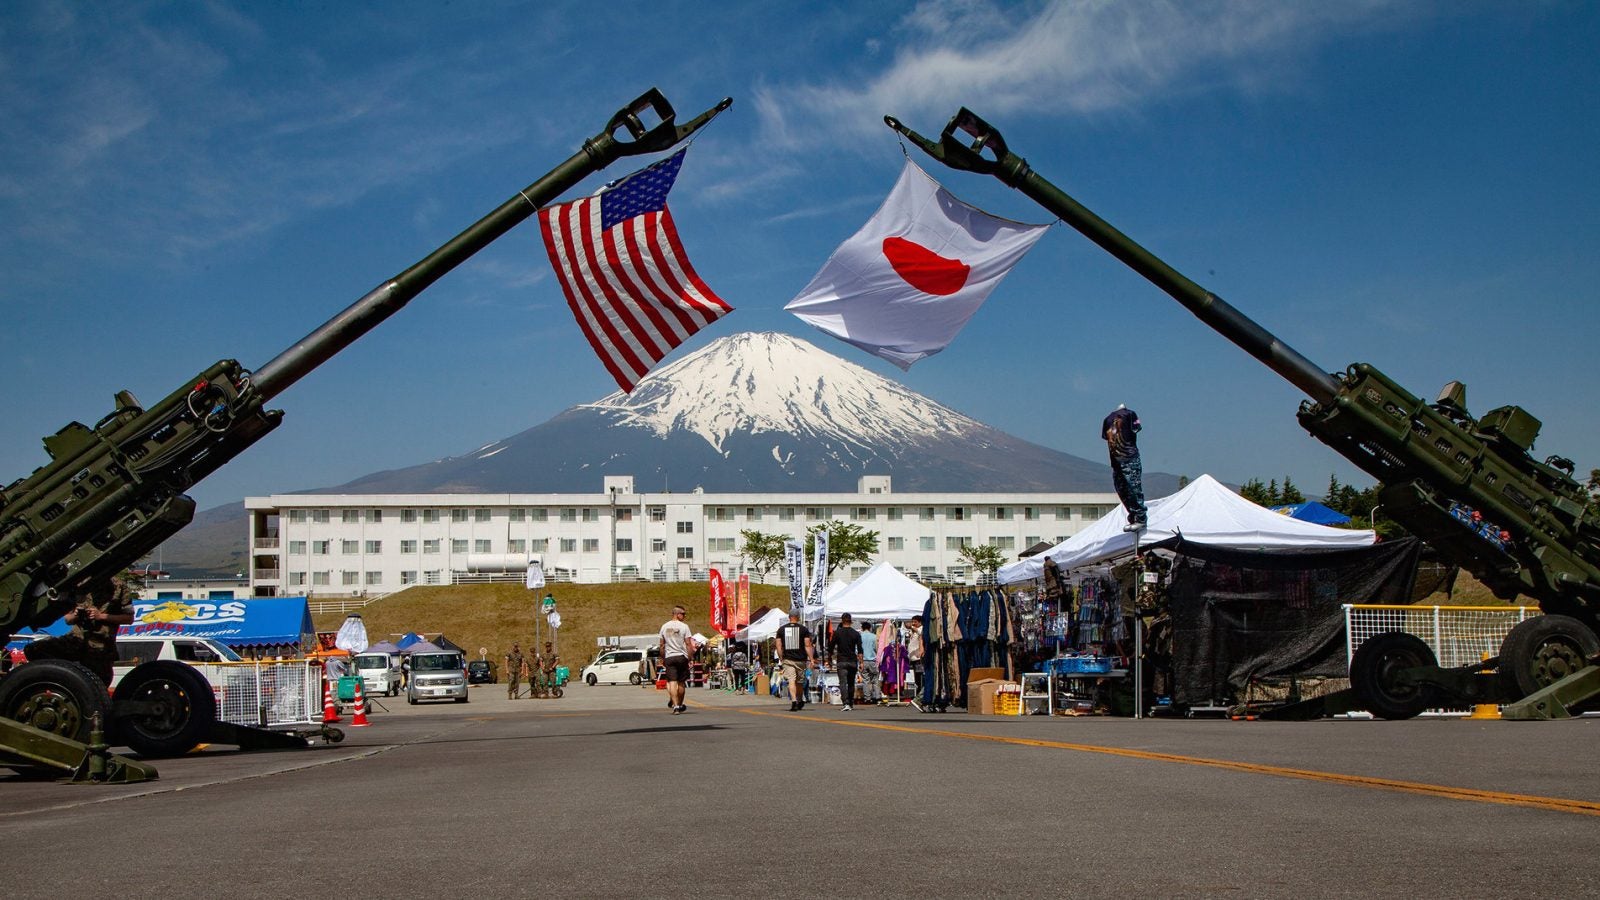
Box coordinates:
[853,507,876,521]
[1055,507,1071,519]
[920,566,937,577]
[530,539,549,553]
[674,521,693,534]
[948,566,966,581]
[560,538,577,552]
[710,507,734,522]
[582,538,599,553]
[423,539,440,554]
[582,509,599,523]
[288,541,306,554]
[474,539,492,553]
[651,538,666,552]
[367,509,382,523]
[423,570,442,585]
[289,571,306,586]
[948,507,967,521]
[339,540,356,554]
[402,509,418,523]
[342,509,360,524]
[342,571,359,586]
[531,508,548,522]
[886,507,902,521]
[474,508,490,523]
[851,565,870,578]
[617,508,634,522]
[365,571,382,586]
[920,507,936,521]
[451,539,468,554]
[946,536,971,550]
[744,507,761,521]
[560,508,578,522]
[1025,536,1041,549]
[400,540,417,554]
[288,510,306,523]
[990,536,1016,550]
[311,510,329,523]
[401,571,417,585]
[312,571,330,586]
[709,538,736,552]
[676,547,694,560]
[452,509,469,523]
[778,508,796,522]
[508,539,526,554]
[363,540,381,554]
[1024,507,1040,521]
[310,540,328,555]
[868,486,883,494]
[648,506,666,522]
[887,537,904,551]
[509,509,525,523]
[616,538,634,552]
[423,509,440,523]
[920,536,936,551]
[805,507,830,521]
[992,507,1011,520]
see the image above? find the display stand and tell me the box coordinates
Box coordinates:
[1020,672,1050,716]
[1050,670,1127,715]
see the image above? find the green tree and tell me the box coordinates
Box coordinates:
[739,530,789,579]
[958,543,1006,582]
[1279,476,1305,505]
[1587,469,1600,512]
[804,520,880,578]
[1240,478,1273,506]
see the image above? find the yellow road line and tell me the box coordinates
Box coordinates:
[733,707,1600,818]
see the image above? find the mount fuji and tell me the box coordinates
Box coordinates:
[326,331,1178,495]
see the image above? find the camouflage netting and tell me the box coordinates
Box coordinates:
[1167,537,1423,707]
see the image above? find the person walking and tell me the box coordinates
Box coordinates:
[659,605,694,714]
[859,621,881,704]
[830,613,864,712]
[505,642,524,700]
[728,644,749,692]
[1103,404,1147,531]
[776,609,816,712]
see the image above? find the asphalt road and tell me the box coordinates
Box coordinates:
[2,683,1597,898]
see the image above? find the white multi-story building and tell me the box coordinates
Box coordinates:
[245,475,1119,597]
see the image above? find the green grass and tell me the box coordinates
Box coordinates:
[313,581,790,668]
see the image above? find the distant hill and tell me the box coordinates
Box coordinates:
[152,332,1181,575]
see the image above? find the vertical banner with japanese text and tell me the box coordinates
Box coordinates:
[784,540,806,613]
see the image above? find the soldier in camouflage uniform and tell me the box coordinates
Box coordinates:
[505,642,524,699]
[25,575,135,684]
[526,644,544,698]
[541,641,560,698]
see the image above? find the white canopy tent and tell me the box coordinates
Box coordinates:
[823,561,932,620]
[737,607,790,642]
[998,474,1376,585]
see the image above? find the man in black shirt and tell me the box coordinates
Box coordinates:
[829,613,864,712]
[1102,405,1147,531]
[776,610,815,712]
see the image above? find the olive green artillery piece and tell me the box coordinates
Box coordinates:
[0,89,732,780]
[887,108,1600,720]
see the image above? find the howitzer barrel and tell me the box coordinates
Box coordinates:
[253,90,732,401]
[885,110,1339,407]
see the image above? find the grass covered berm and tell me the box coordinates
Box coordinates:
[312,581,791,669]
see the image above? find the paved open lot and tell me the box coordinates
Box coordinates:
[2,682,1597,898]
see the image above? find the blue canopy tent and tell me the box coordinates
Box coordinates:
[397,632,426,650]
[1271,501,1352,526]
[119,596,315,652]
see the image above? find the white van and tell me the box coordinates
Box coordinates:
[354,652,402,697]
[112,636,243,692]
[581,648,648,686]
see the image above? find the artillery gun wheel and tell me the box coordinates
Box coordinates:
[112,661,216,758]
[1350,631,1439,720]
[1498,615,1600,702]
[0,660,109,744]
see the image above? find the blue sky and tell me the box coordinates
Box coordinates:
[3,1,1596,512]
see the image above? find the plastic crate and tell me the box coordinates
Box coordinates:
[995,693,1021,716]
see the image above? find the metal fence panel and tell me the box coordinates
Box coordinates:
[214,660,322,728]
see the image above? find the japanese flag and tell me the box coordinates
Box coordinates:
[785,160,1049,369]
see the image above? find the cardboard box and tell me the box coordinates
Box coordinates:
[968,667,1005,683]
[967,678,1000,715]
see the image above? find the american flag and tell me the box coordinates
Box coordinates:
[538,150,732,392]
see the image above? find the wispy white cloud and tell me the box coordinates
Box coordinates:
[755,0,1405,151]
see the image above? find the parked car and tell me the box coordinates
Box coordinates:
[407,649,468,704]
[112,636,243,692]
[466,659,497,684]
[581,648,647,686]
[354,651,403,697]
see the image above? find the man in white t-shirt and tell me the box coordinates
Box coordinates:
[659,605,694,714]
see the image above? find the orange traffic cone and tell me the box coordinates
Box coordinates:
[322,678,342,723]
[350,679,370,728]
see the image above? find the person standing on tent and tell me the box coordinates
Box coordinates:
[776,609,816,712]
[1103,404,1147,532]
[505,642,523,700]
[659,605,694,715]
[830,613,864,712]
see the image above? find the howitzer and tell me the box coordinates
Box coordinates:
[0,89,731,776]
[888,109,1600,719]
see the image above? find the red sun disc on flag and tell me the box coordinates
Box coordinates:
[881,236,970,296]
